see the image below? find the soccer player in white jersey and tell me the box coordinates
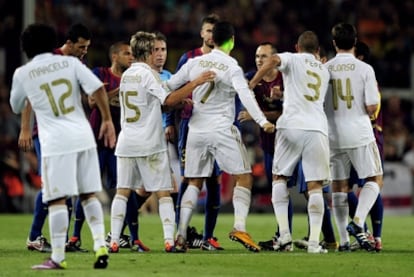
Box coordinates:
[324,23,383,252]
[252,30,331,254]
[9,23,116,270]
[165,21,275,253]
[108,31,215,253]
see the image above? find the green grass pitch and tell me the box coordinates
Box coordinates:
[0,213,413,276]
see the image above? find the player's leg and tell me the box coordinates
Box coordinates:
[347,142,383,251]
[76,148,109,268]
[110,156,136,253]
[213,126,259,252]
[32,153,79,269]
[27,190,51,252]
[320,191,338,250]
[201,167,223,251]
[128,190,150,252]
[175,118,189,225]
[369,194,383,251]
[66,198,87,252]
[27,136,52,253]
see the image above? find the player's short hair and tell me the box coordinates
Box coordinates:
[258,42,278,54]
[66,23,91,43]
[21,23,57,58]
[109,41,130,59]
[331,22,356,50]
[201,13,220,27]
[297,31,319,53]
[355,41,370,61]
[212,21,234,46]
[130,31,155,60]
[154,31,167,43]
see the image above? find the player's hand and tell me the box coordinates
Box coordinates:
[99,120,116,148]
[262,122,276,133]
[195,70,216,85]
[18,128,33,152]
[165,125,176,143]
[181,98,194,107]
[270,85,283,99]
[237,110,252,122]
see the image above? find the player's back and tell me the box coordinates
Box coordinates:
[116,62,167,157]
[325,53,378,148]
[170,49,245,132]
[276,52,329,135]
[13,53,99,157]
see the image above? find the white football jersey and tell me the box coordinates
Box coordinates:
[165,49,267,132]
[324,53,379,148]
[276,52,329,135]
[10,53,102,157]
[115,62,168,157]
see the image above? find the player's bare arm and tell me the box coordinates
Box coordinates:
[92,86,116,148]
[18,101,33,152]
[249,55,281,89]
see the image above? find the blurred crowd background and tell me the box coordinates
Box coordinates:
[0,0,413,213]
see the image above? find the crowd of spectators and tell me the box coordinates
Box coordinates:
[0,0,414,212]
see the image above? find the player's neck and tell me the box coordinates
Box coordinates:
[336,49,353,54]
[151,65,162,73]
[110,64,123,77]
[201,45,213,54]
[59,44,71,56]
[262,70,278,82]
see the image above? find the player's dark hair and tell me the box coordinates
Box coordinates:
[109,41,130,60]
[258,42,277,54]
[213,21,234,46]
[21,23,57,58]
[355,41,370,62]
[201,13,220,26]
[154,31,167,43]
[332,22,356,50]
[66,23,91,43]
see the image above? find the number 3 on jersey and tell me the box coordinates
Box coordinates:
[331,78,354,110]
[40,78,74,116]
[120,90,141,122]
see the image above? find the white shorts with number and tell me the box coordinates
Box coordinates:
[41,148,102,203]
[272,129,330,183]
[330,141,383,180]
[117,151,173,192]
[185,126,251,177]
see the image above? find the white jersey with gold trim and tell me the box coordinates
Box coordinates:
[10,53,102,157]
[324,53,379,149]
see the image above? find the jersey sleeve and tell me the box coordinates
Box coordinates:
[277,52,292,73]
[74,59,103,95]
[9,69,27,114]
[165,61,191,91]
[232,67,268,127]
[363,65,380,106]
